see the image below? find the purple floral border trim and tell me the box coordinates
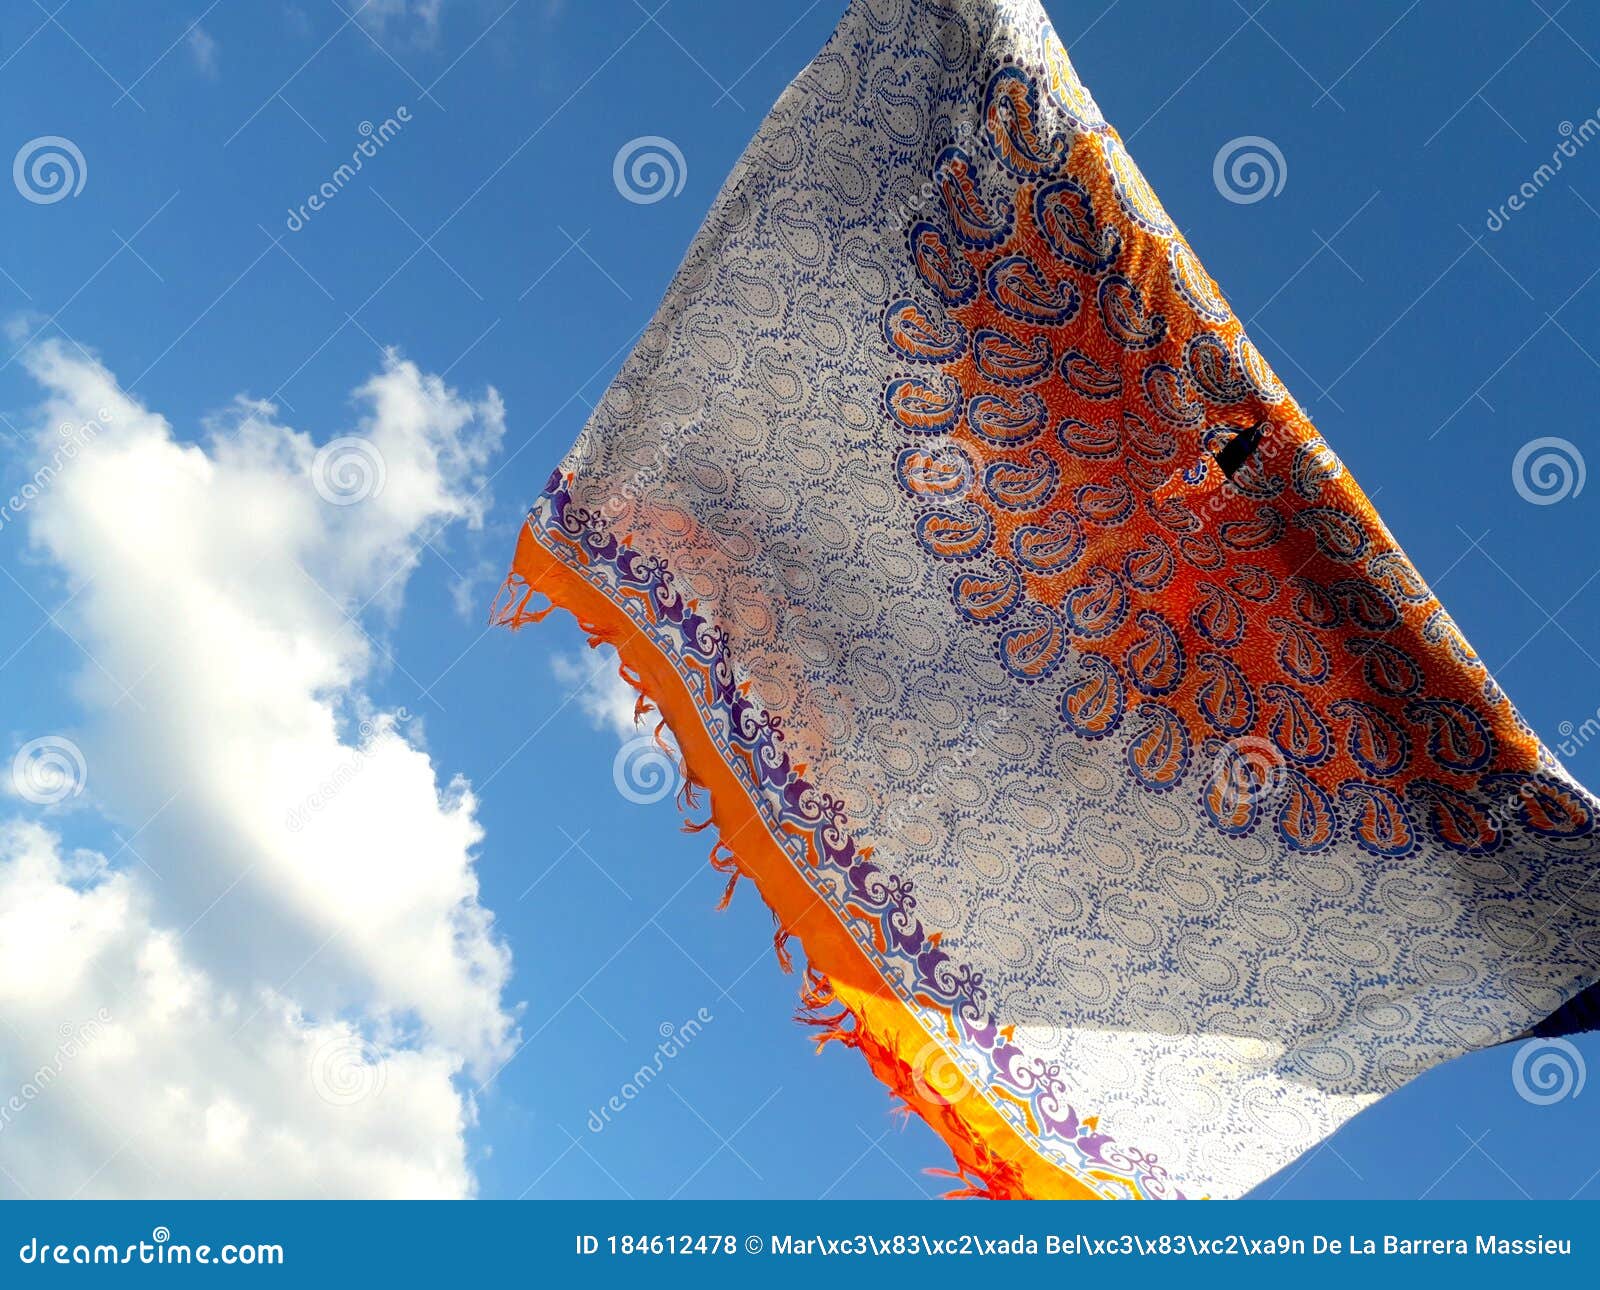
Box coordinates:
[528,469,1184,1199]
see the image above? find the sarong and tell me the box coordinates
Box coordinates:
[493,0,1600,1198]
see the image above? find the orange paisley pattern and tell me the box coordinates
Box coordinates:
[884,55,1574,859]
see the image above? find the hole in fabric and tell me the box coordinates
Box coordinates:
[1212,419,1267,480]
[1527,980,1600,1039]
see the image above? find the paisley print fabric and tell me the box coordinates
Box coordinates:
[494,0,1600,1199]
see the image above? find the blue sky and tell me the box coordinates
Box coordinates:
[0,0,1597,1201]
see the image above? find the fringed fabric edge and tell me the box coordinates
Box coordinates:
[492,517,1099,1201]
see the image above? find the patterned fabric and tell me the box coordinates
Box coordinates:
[494,0,1600,1198]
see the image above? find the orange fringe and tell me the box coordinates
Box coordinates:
[493,520,1098,1200]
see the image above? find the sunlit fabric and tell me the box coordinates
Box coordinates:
[494,0,1600,1198]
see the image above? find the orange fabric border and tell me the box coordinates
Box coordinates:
[497,517,1101,1200]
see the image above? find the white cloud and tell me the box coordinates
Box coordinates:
[356,0,444,47]
[0,822,470,1198]
[187,27,219,79]
[0,340,515,1197]
[551,648,645,744]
